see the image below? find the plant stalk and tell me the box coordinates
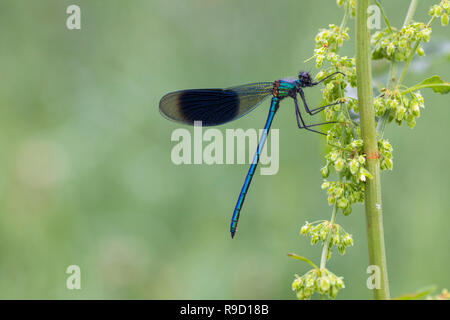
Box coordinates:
[397,0,420,85]
[355,0,390,300]
[403,0,419,26]
[320,203,337,269]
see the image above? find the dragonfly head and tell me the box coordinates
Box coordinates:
[298,71,313,88]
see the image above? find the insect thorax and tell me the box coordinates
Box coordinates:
[272,79,298,99]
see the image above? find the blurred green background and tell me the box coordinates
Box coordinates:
[0,0,448,299]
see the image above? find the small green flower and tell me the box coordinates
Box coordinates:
[380,139,393,152]
[420,28,431,42]
[337,197,348,209]
[321,180,331,190]
[321,165,330,178]
[349,158,359,175]
[329,150,339,161]
[358,155,366,165]
[335,186,344,198]
[386,43,395,56]
[396,105,406,121]
[435,5,443,16]
[381,158,393,170]
[316,55,324,68]
[334,157,345,172]
[442,13,449,26]
[443,0,449,11]
[416,46,425,56]
[318,277,331,292]
[359,167,373,182]
[343,205,352,216]
[300,222,312,235]
[292,275,303,291]
[343,234,353,246]
[327,195,336,205]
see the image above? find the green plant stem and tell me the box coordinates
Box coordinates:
[356,0,390,300]
[403,0,419,26]
[318,3,349,272]
[319,203,337,269]
[397,0,420,86]
[374,0,393,33]
[340,1,350,31]
[288,253,320,270]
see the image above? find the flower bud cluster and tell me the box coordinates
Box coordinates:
[292,268,345,300]
[300,221,354,254]
[371,23,431,61]
[378,139,394,171]
[336,0,356,17]
[429,0,450,26]
[311,20,356,125]
[375,89,425,128]
[321,131,374,211]
[322,180,365,215]
[313,24,350,68]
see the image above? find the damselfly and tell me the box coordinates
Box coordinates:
[160,71,343,238]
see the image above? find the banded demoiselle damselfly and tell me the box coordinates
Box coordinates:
[160,71,343,238]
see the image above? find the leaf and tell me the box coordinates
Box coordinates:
[402,75,450,95]
[287,253,319,270]
[392,285,437,300]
